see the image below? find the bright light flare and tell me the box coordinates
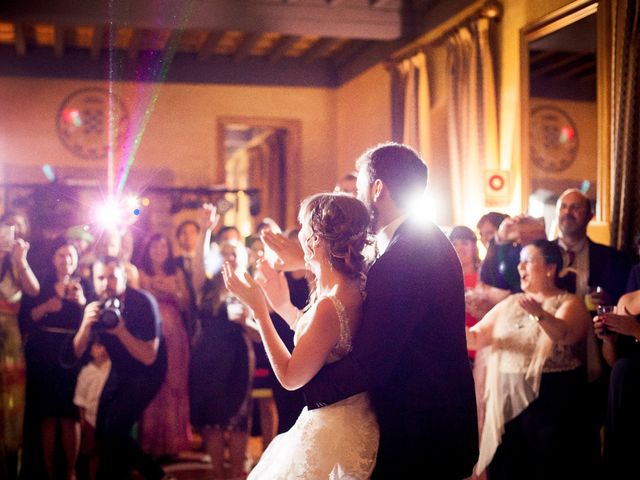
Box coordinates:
[92,195,142,231]
[408,191,439,225]
[126,195,140,209]
[93,198,123,231]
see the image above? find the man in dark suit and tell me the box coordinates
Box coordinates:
[302,143,478,479]
[555,189,633,306]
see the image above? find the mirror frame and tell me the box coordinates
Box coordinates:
[217,116,302,228]
[520,0,611,222]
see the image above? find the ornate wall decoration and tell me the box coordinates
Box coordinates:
[530,105,579,172]
[56,87,129,160]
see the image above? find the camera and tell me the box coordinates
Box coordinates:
[94,297,122,330]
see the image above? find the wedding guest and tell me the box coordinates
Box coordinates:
[74,338,111,480]
[476,212,508,250]
[594,288,640,478]
[468,240,595,479]
[138,234,192,460]
[189,239,256,479]
[449,225,481,360]
[20,238,86,480]
[0,215,39,480]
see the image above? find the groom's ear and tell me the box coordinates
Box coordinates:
[371,179,384,202]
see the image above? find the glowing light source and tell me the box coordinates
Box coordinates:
[408,191,439,224]
[62,108,82,128]
[92,194,142,231]
[42,164,56,182]
[93,198,123,231]
[559,126,575,144]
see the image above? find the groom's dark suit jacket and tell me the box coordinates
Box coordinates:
[303,219,478,479]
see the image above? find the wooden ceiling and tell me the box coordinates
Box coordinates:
[0,0,455,87]
[528,13,597,102]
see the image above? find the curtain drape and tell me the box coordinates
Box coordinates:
[610,0,640,253]
[390,14,499,227]
[446,16,500,227]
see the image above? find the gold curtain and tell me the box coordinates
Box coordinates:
[397,52,431,159]
[446,16,499,227]
[610,0,640,252]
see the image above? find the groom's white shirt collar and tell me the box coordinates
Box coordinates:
[376,213,409,256]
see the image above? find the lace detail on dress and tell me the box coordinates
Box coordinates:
[492,292,582,374]
[249,294,379,479]
[326,295,353,363]
[293,295,353,364]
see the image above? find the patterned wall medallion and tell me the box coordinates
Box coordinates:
[530,105,579,172]
[56,87,129,160]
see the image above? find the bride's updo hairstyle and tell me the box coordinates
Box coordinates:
[298,193,370,279]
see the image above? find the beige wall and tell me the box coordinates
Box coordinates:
[335,63,392,178]
[0,77,336,202]
[0,0,588,230]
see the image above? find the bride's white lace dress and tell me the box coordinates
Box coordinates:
[248,295,379,479]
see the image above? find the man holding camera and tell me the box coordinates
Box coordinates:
[71,256,167,480]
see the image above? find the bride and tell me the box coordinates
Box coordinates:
[223,192,379,479]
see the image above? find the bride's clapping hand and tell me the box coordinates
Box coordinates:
[222,261,269,320]
[255,258,290,312]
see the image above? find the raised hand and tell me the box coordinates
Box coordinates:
[198,202,219,231]
[11,238,30,265]
[222,262,269,320]
[261,230,305,271]
[255,258,291,313]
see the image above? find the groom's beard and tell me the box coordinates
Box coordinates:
[367,204,379,236]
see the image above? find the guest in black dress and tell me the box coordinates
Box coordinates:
[269,229,310,434]
[19,238,86,480]
[189,239,255,479]
[595,286,640,479]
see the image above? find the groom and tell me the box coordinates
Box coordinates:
[302,143,478,478]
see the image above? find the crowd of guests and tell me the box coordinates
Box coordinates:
[459,189,639,479]
[0,179,639,480]
[0,206,311,480]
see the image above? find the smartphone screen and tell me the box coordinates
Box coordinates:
[0,225,15,252]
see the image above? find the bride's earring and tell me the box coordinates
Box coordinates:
[307,235,317,258]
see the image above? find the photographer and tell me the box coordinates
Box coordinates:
[71,257,167,480]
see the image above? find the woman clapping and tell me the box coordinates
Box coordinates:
[467,239,596,479]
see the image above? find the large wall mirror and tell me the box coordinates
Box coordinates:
[521,0,610,234]
[217,116,301,236]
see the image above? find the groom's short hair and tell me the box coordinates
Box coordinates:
[356,142,428,209]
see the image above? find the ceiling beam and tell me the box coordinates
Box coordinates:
[555,59,597,80]
[368,0,397,7]
[198,31,224,61]
[531,53,589,77]
[13,23,26,56]
[331,39,368,67]
[53,25,65,58]
[164,29,184,52]
[90,25,103,60]
[234,32,261,63]
[268,35,299,63]
[0,0,402,40]
[128,29,142,59]
[303,37,341,63]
